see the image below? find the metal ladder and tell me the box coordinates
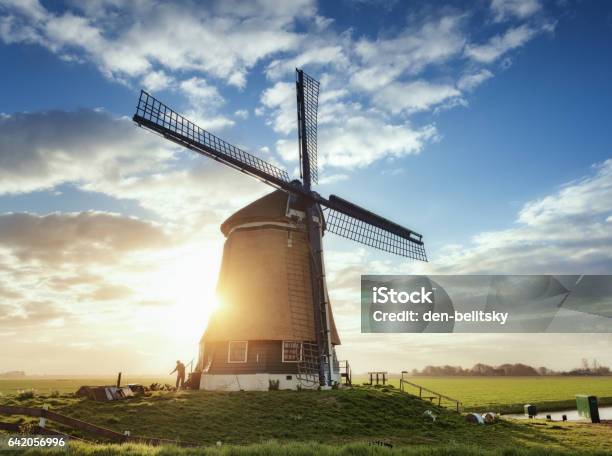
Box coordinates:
[339,360,352,386]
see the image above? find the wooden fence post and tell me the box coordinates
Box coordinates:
[39,404,48,429]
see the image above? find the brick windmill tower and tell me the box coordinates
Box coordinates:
[133,70,427,390]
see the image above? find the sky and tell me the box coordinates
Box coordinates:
[0,0,611,376]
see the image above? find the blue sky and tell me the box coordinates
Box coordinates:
[1,0,611,374]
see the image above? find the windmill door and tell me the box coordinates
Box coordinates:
[255,349,267,372]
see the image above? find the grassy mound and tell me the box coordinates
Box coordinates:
[2,386,611,453]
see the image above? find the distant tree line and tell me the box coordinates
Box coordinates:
[411,359,611,376]
[0,371,26,378]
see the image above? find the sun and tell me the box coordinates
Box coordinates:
[141,240,224,349]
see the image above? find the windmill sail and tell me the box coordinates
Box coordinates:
[320,195,427,261]
[133,90,291,189]
[296,69,319,187]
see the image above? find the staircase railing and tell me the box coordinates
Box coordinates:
[0,405,199,446]
[399,371,462,412]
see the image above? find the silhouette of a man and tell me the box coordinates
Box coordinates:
[170,360,186,389]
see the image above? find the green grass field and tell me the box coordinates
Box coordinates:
[356,376,612,414]
[1,378,611,455]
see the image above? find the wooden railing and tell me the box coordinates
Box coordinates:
[399,372,462,412]
[0,405,199,447]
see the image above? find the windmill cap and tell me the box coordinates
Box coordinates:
[220,189,305,236]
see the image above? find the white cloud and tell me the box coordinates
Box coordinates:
[266,45,347,80]
[277,114,437,169]
[0,211,169,265]
[2,1,557,177]
[82,161,270,225]
[179,77,223,106]
[176,77,236,131]
[431,159,612,274]
[317,90,354,126]
[142,70,174,92]
[0,301,70,329]
[44,12,104,52]
[0,0,315,87]
[319,173,349,185]
[372,80,462,114]
[457,69,493,91]
[465,24,550,63]
[184,109,235,131]
[0,108,272,226]
[211,0,316,20]
[518,161,612,226]
[234,109,249,120]
[352,14,466,92]
[260,81,296,134]
[259,10,536,173]
[0,14,40,44]
[0,0,48,22]
[500,57,513,70]
[491,0,541,22]
[0,109,174,195]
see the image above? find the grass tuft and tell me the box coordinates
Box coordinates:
[15,389,36,400]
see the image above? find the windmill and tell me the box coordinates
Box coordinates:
[132,69,427,389]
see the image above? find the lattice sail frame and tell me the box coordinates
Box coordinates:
[323,207,428,261]
[134,90,291,185]
[297,70,320,185]
[133,83,428,263]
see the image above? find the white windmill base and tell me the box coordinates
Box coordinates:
[199,372,341,391]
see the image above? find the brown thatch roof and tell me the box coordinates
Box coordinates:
[221,190,306,236]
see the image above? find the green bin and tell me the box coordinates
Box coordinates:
[576,395,600,423]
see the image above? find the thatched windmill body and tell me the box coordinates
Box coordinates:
[133,70,427,390]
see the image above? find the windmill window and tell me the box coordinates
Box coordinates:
[228,341,248,363]
[282,341,302,362]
